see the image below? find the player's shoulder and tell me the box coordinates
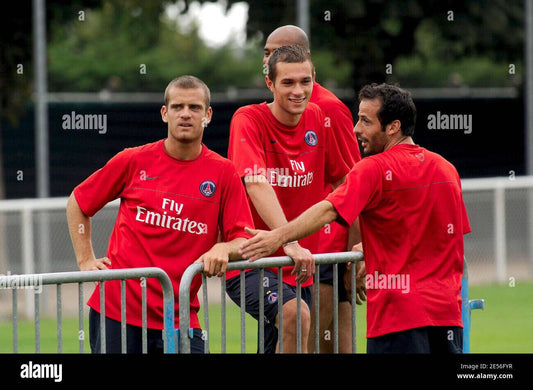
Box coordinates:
[233,102,268,119]
[110,140,162,163]
[202,145,238,171]
[355,154,383,173]
[312,82,351,112]
[423,147,460,175]
[122,140,161,154]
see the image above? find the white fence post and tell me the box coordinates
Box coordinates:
[494,185,507,283]
[21,207,35,318]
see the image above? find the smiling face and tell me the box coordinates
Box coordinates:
[161,86,212,145]
[265,60,314,125]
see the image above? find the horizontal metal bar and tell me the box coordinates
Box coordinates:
[0,197,119,212]
[225,251,364,271]
[0,267,169,286]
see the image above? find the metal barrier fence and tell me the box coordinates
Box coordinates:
[0,267,175,353]
[0,253,482,354]
[180,253,483,354]
[180,251,361,354]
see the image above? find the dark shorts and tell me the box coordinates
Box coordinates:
[226,269,312,353]
[367,326,463,354]
[318,263,349,302]
[89,308,205,354]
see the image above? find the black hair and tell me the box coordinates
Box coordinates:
[358,83,417,136]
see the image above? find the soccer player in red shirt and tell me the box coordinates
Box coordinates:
[239,83,471,353]
[225,44,350,353]
[66,76,254,353]
[262,25,362,353]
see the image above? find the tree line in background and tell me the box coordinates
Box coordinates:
[46,0,526,94]
[1,0,525,123]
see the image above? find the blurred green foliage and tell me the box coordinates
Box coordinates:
[44,0,524,94]
[47,1,263,93]
[1,0,526,115]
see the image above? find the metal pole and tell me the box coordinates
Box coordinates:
[525,0,533,277]
[32,0,49,198]
[297,0,310,41]
[33,1,52,316]
[494,186,507,282]
[526,0,533,175]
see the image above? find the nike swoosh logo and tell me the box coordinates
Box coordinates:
[144,176,159,180]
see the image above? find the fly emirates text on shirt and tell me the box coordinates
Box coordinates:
[135,197,208,235]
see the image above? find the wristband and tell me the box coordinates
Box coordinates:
[282,240,298,247]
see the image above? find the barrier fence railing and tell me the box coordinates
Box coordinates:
[179,251,364,354]
[180,253,483,354]
[0,255,482,354]
[0,267,175,353]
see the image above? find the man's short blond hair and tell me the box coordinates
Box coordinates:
[164,75,211,109]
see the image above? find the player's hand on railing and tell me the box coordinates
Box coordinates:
[78,256,111,271]
[239,226,283,261]
[194,243,230,278]
[282,241,314,284]
[344,243,366,305]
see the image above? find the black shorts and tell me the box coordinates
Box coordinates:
[318,263,349,302]
[226,269,312,353]
[89,308,205,354]
[367,326,463,354]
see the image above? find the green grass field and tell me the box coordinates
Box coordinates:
[468,281,533,353]
[0,281,531,353]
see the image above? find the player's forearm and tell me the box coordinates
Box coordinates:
[244,177,289,229]
[276,200,339,245]
[347,217,362,251]
[239,200,339,261]
[220,237,247,261]
[66,192,96,267]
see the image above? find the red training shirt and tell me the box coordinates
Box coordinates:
[227,102,350,287]
[326,144,471,338]
[74,140,253,329]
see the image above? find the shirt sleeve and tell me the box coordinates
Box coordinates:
[218,163,255,241]
[228,109,266,180]
[326,157,383,226]
[73,149,131,217]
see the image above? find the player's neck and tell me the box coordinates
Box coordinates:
[384,135,414,151]
[267,102,302,127]
[164,138,202,160]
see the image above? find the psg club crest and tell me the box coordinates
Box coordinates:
[267,291,278,304]
[199,180,216,197]
[304,130,318,146]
